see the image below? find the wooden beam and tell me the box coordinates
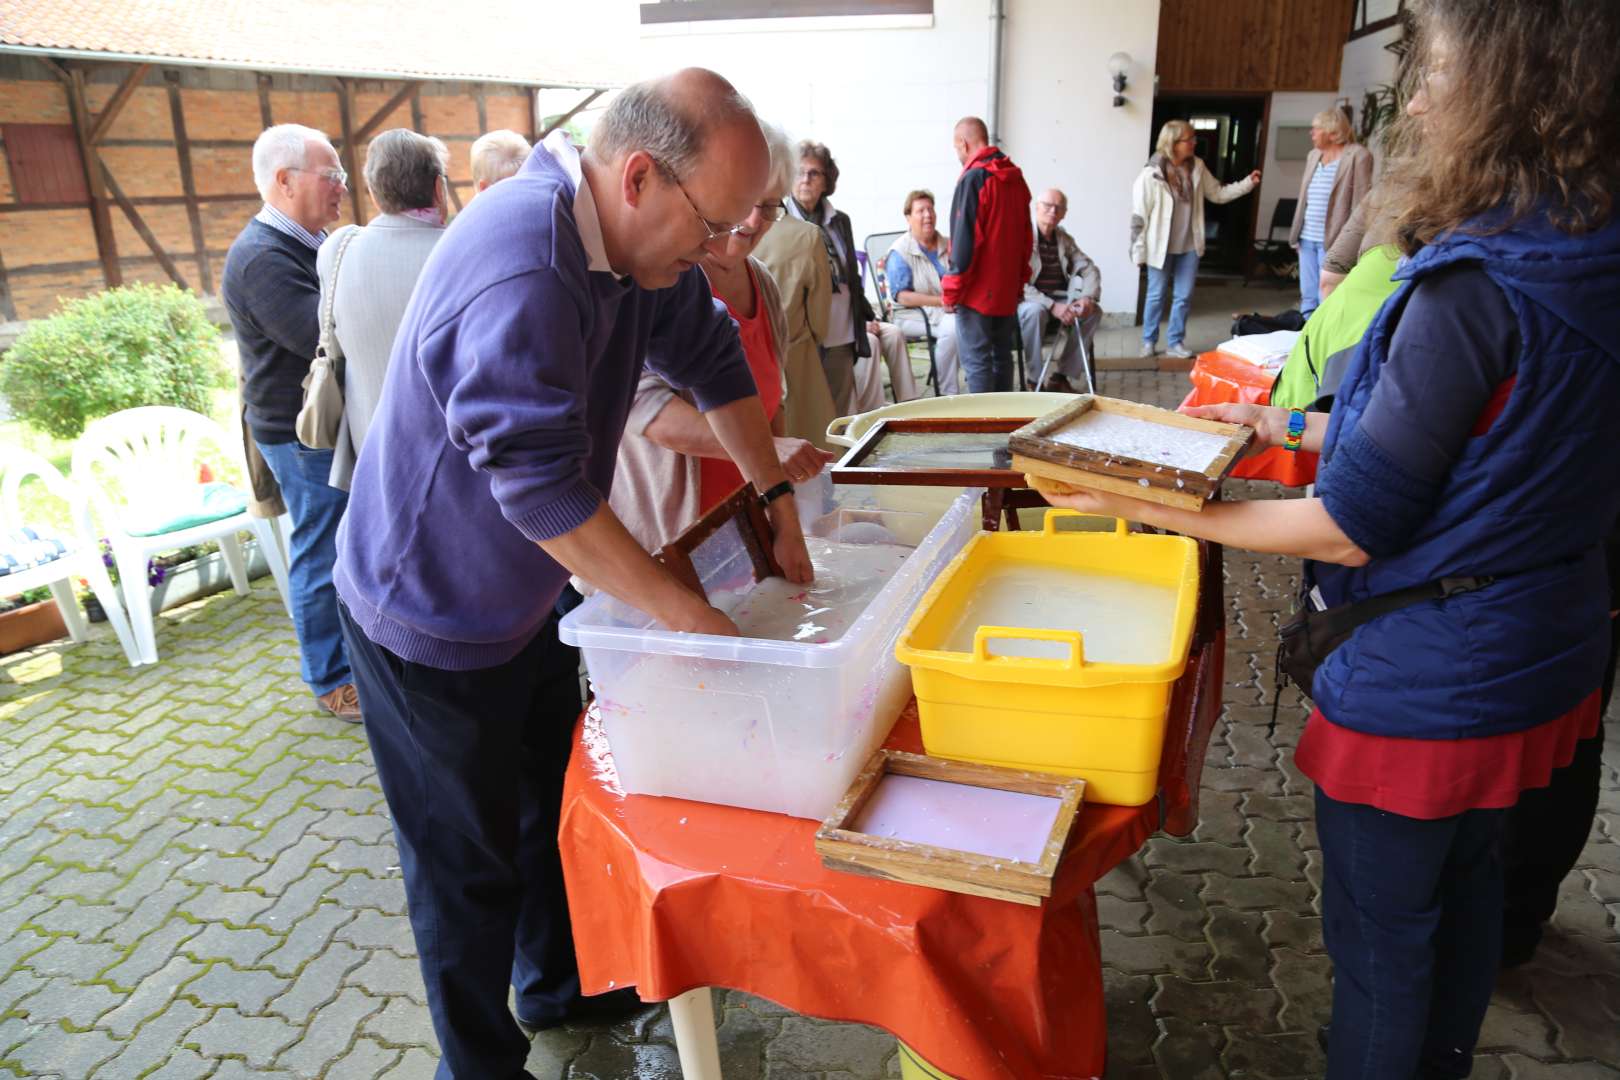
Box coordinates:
[101,165,191,290]
[87,63,152,145]
[63,68,123,288]
[257,73,274,127]
[538,89,604,139]
[446,178,463,213]
[474,84,489,134]
[346,81,422,148]
[409,88,427,134]
[165,69,213,294]
[333,78,365,225]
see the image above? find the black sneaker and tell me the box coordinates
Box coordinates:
[516,987,650,1037]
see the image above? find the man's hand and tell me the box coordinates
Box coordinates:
[1248,169,1263,185]
[1073,297,1097,319]
[866,319,882,336]
[765,498,814,584]
[775,438,836,484]
[1052,301,1077,326]
[665,599,742,637]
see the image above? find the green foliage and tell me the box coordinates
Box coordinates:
[0,284,228,440]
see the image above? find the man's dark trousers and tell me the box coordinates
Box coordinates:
[955,306,1018,393]
[340,601,584,1080]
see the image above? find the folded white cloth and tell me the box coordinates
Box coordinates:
[1216,329,1299,368]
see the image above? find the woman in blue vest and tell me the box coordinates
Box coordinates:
[1036,2,1620,1076]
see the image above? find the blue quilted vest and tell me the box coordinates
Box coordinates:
[1309,212,1620,739]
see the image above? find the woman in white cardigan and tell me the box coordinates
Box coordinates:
[1130,120,1260,359]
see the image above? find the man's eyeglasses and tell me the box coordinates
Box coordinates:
[656,160,783,244]
[291,166,348,188]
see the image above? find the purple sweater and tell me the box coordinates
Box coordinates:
[334,142,755,670]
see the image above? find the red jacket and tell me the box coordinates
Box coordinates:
[942,146,1033,316]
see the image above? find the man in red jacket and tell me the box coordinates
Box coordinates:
[943,116,1033,393]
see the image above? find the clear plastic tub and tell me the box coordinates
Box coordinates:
[559,477,982,820]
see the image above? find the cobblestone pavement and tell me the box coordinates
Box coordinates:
[2,369,1616,1079]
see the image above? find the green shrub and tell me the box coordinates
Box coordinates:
[1,283,228,440]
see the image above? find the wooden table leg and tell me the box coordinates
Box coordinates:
[669,987,723,1079]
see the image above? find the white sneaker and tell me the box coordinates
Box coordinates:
[1139,342,1157,357]
[1165,344,1195,360]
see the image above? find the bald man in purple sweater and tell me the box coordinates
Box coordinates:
[334,70,810,1078]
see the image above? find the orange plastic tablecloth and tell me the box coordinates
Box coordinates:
[558,703,1153,1079]
[1181,350,1318,487]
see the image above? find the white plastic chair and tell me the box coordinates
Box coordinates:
[71,407,292,665]
[0,447,139,665]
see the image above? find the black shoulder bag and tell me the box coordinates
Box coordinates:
[1271,574,1495,731]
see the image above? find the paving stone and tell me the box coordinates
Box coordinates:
[1096,858,1150,901]
[766,1017,897,1076]
[201,1061,299,1080]
[1244,817,1306,879]
[363,994,437,1047]
[1206,906,1269,983]
[383,1048,442,1079]
[21,936,122,978]
[184,962,291,1014]
[336,909,417,954]
[1097,893,1149,934]
[8,1024,121,1078]
[267,940,365,1023]
[324,1036,401,1078]
[12,976,120,1028]
[1101,969,1158,1070]
[1142,837,1249,877]
[141,1049,216,1080]
[89,999,207,1080]
[1152,976,1283,1035]
[568,1034,683,1080]
[318,840,398,877]
[1221,1028,1323,1078]
[1150,1016,1224,1080]
[103,917,206,989]
[177,850,268,888]
[1270,946,1333,1033]
[347,948,427,1003]
[275,985,384,1077]
[178,884,276,927]
[258,902,355,978]
[1144,870,1207,941]
[1201,872,1316,915]
[30,897,123,940]
[188,1006,300,1068]
[0,968,47,1015]
[98,954,206,1038]
[180,921,278,967]
[1504,1059,1620,1080]
[248,833,334,895]
[1478,1001,1560,1060]
[328,872,409,916]
[1100,930,1211,979]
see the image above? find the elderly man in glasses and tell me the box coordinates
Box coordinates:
[333,69,812,1078]
[222,123,359,722]
[1017,187,1102,392]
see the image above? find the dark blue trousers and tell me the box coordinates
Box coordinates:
[954,306,1018,393]
[340,602,583,1080]
[1316,788,1506,1080]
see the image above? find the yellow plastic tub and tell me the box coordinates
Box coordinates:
[895,512,1199,805]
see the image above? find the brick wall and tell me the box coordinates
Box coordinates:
[0,56,536,321]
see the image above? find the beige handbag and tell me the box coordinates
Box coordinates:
[295,227,359,450]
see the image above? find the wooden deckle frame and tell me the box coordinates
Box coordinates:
[830,417,1029,488]
[1009,395,1253,511]
[653,485,783,602]
[815,750,1085,906]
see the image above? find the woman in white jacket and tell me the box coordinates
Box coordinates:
[1130,120,1260,359]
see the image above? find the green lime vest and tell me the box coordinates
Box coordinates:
[1270,245,1401,410]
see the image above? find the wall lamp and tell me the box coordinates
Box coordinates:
[1108,52,1132,107]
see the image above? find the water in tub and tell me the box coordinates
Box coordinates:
[942,566,1180,665]
[596,525,916,813]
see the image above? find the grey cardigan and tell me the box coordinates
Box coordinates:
[315,214,446,489]
[1288,143,1375,250]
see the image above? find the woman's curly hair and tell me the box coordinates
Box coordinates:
[1382,0,1618,254]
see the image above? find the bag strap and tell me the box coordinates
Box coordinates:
[318,227,361,361]
[1308,574,1495,631]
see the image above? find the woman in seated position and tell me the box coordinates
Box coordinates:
[884,190,961,395]
[1041,2,1620,1075]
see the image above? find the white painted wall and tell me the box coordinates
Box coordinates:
[1251,90,1340,242]
[1337,24,1403,170]
[1001,0,1161,316]
[591,0,1156,315]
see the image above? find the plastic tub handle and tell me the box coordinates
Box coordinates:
[826,414,856,447]
[971,625,1085,670]
[1041,510,1129,537]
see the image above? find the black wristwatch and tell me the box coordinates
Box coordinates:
[757,480,795,509]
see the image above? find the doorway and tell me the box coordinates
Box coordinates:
[1148,94,1267,275]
